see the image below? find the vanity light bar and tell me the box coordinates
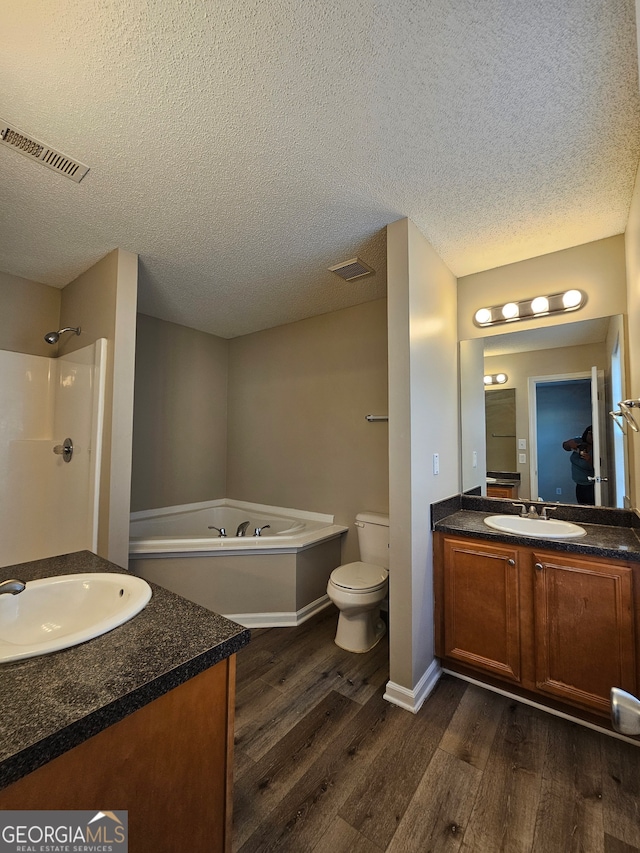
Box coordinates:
[473,289,586,327]
[484,373,508,385]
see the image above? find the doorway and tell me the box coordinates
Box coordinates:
[529,370,606,506]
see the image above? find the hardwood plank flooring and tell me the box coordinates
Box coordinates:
[233,609,640,853]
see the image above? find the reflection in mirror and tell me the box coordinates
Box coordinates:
[460,315,630,508]
[485,388,516,472]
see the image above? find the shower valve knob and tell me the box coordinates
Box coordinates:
[53,438,73,462]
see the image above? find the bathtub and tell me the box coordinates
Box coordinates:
[129,499,348,628]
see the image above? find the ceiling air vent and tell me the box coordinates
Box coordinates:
[328,257,375,281]
[0,120,89,183]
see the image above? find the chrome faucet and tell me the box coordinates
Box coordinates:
[236,521,250,537]
[512,503,541,518]
[0,579,26,596]
[512,503,558,520]
[254,525,271,537]
[208,525,227,537]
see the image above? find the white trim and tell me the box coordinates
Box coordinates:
[384,658,442,713]
[528,369,594,501]
[443,669,640,747]
[225,595,332,629]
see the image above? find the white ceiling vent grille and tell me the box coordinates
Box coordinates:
[328,257,375,281]
[0,120,89,183]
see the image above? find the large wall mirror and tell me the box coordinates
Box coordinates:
[460,314,630,508]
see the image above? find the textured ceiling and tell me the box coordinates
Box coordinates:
[1,0,639,338]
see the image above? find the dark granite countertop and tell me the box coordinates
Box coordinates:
[432,494,640,562]
[0,550,251,790]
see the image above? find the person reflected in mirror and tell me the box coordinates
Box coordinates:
[562,426,595,504]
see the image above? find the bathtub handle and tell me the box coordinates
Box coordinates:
[208,526,227,537]
[254,525,271,537]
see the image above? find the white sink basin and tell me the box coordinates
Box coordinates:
[483,515,587,539]
[0,573,152,664]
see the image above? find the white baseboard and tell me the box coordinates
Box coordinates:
[444,669,640,747]
[384,658,442,713]
[225,594,332,629]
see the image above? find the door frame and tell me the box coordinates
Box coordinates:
[528,370,604,504]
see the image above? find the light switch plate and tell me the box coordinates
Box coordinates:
[519,452,527,464]
[518,438,527,450]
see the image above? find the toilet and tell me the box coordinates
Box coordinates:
[327,512,389,653]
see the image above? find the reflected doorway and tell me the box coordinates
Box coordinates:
[534,379,592,505]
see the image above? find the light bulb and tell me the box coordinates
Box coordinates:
[501,302,519,320]
[562,289,582,309]
[495,373,507,384]
[474,308,492,325]
[531,296,549,314]
[484,375,493,385]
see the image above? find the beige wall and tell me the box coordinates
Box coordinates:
[131,314,229,511]
[226,299,389,564]
[60,249,138,567]
[0,270,61,356]
[387,218,459,705]
[458,235,627,341]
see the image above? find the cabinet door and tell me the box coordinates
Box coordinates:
[442,537,521,684]
[533,552,636,715]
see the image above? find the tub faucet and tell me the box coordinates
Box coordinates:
[254,525,271,537]
[208,526,227,537]
[0,579,26,596]
[236,521,250,537]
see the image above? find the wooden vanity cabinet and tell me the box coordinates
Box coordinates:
[532,551,636,715]
[437,536,522,685]
[486,484,516,499]
[434,533,638,719]
[0,657,237,853]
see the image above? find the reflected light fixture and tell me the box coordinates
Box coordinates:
[473,289,586,327]
[484,373,508,385]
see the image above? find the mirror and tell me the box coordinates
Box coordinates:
[460,315,630,508]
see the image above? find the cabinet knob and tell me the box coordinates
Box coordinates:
[507,559,515,566]
[535,562,543,571]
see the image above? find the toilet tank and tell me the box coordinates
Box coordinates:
[355,512,389,568]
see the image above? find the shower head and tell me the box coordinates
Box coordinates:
[44,327,81,345]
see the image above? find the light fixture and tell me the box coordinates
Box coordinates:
[473,289,586,327]
[484,373,508,385]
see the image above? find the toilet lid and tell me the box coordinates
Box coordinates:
[330,561,388,591]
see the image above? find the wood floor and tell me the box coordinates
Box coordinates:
[232,607,640,853]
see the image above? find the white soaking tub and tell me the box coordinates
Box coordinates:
[129,499,347,628]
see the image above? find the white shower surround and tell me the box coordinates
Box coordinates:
[129,500,347,627]
[0,341,107,567]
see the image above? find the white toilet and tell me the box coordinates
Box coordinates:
[327,512,389,653]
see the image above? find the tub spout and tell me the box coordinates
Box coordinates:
[0,579,26,596]
[236,521,250,537]
[208,526,227,537]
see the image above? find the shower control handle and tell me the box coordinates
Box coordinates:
[53,438,73,463]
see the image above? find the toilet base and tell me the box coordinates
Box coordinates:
[334,611,386,654]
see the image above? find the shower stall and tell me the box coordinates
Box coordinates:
[0,340,107,567]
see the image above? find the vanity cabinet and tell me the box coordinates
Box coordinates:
[486,484,517,499]
[0,657,237,853]
[532,551,636,715]
[434,533,638,719]
[438,537,522,685]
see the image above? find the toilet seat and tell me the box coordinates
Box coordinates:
[330,561,388,592]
